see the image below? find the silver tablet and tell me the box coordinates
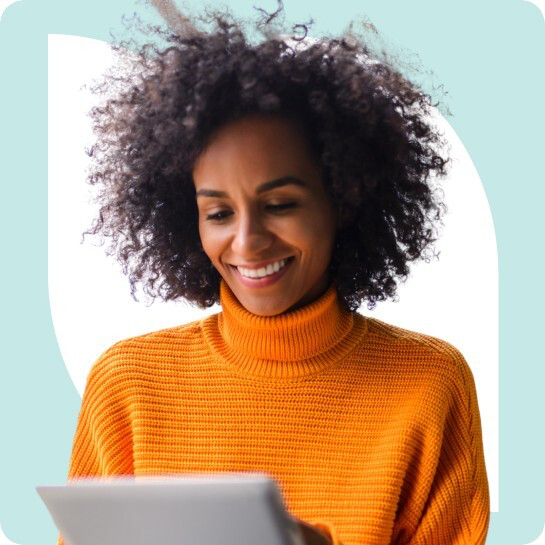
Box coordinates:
[36,472,306,545]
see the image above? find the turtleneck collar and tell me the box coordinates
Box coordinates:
[200,278,368,381]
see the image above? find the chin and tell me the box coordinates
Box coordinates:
[239,293,294,317]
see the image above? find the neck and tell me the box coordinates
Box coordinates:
[199,278,368,381]
[284,272,332,313]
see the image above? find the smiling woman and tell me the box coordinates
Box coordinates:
[56,1,491,545]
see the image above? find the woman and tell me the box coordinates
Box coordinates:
[58,3,490,544]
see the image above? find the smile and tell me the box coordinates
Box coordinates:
[230,257,294,287]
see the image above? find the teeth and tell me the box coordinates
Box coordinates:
[237,259,288,279]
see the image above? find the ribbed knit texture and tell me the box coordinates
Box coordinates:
[57,279,490,545]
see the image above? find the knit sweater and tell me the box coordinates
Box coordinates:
[57,278,490,545]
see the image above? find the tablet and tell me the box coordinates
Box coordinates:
[36,472,306,545]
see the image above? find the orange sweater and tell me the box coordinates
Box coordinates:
[58,279,490,545]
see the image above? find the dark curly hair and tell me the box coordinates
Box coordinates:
[82,0,451,313]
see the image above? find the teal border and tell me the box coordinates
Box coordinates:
[1,0,543,543]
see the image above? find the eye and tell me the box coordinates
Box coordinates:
[206,210,231,222]
[205,203,297,222]
[266,202,297,212]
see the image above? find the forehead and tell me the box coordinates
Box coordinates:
[192,114,320,189]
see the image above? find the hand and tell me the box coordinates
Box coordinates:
[294,518,332,545]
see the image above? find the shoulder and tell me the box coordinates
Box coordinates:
[111,317,206,351]
[86,316,212,383]
[362,315,474,388]
[360,317,481,427]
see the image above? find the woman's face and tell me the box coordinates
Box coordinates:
[192,113,338,316]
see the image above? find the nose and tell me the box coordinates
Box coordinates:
[231,208,274,258]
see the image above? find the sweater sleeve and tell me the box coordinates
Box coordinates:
[395,349,491,545]
[311,520,344,545]
[56,344,134,545]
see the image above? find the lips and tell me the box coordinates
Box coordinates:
[230,257,293,270]
[230,257,294,288]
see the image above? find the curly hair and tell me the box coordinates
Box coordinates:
[82,0,451,313]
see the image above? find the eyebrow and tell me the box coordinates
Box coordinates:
[195,176,308,199]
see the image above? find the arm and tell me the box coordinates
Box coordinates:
[393,350,491,545]
[311,521,345,545]
[56,344,134,545]
[297,519,345,545]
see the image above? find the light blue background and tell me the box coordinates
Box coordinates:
[0,0,543,543]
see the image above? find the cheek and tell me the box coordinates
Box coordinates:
[307,207,337,241]
[306,211,337,261]
[285,214,335,252]
[198,225,221,260]
[197,224,208,253]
